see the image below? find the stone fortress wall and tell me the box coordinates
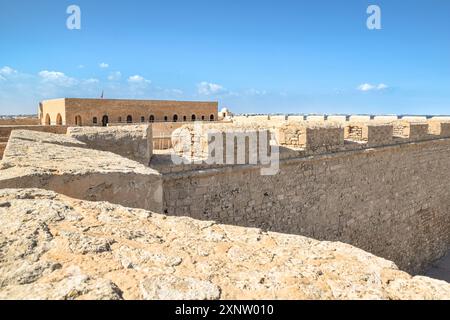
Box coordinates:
[160,115,450,274]
[0,117,40,126]
[0,125,68,159]
[1,114,450,275]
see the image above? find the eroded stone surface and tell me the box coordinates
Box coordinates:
[67,125,152,164]
[0,188,449,300]
[0,130,162,212]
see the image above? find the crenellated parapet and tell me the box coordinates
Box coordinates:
[393,121,429,141]
[169,117,450,165]
[231,115,450,148]
[428,119,450,137]
[345,123,394,146]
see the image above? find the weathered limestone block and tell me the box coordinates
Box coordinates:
[401,116,428,122]
[428,120,450,138]
[277,124,346,152]
[349,115,371,122]
[373,115,398,122]
[0,130,162,212]
[268,115,287,122]
[1,188,450,300]
[345,124,364,141]
[305,125,344,152]
[364,124,393,146]
[327,115,347,123]
[345,123,393,146]
[172,123,272,165]
[306,115,325,122]
[275,124,306,148]
[67,125,152,164]
[393,121,429,141]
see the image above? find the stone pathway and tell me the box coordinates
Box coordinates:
[425,252,450,283]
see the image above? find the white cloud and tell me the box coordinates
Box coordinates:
[99,62,109,68]
[38,70,77,87]
[169,89,183,95]
[245,88,267,96]
[357,83,375,91]
[78,64,85,69]
[0,75,5,81]
[84,78,99,84]
[107,71,122,81]
[197,81,226,95]
[0,66,18,76]
[127,75,151,84]
[357,83,389,92]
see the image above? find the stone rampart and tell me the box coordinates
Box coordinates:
[67,125,152,164]
[160,124,450,274]
[0,130,162,212]
[0,118,40,126]
[0,125,68,159]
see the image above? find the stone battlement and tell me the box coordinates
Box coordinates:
[165,119,450,168]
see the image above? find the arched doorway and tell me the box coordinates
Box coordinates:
[56,114,62,125]
[149,115,155,123]
[75,115,82,126]
[45,114,51,126]
[126,115,132,123]
[93,117,98,125]
[102,115,109,127]
[183,116,187,122]
[210,114,215,121]
[191,114,196,121]
[173,114,178,122]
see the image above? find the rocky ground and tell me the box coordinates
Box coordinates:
[0,188,449,300]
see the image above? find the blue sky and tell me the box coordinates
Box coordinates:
[1,0,449,115]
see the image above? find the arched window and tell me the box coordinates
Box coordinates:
[183,116,187,122]
[93,117,98,125]
[126,115,132,123]
[210,114,215,121]
[141,116,145,123]
[56,113,62,125]
[173,114,178,122]
[102,115,109,127]
[191,114,196,121]
[75,115,82,126]
[164,116,168,122]
[45,114,51,126]
[149,115,155,123]
[201,115,205,121]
